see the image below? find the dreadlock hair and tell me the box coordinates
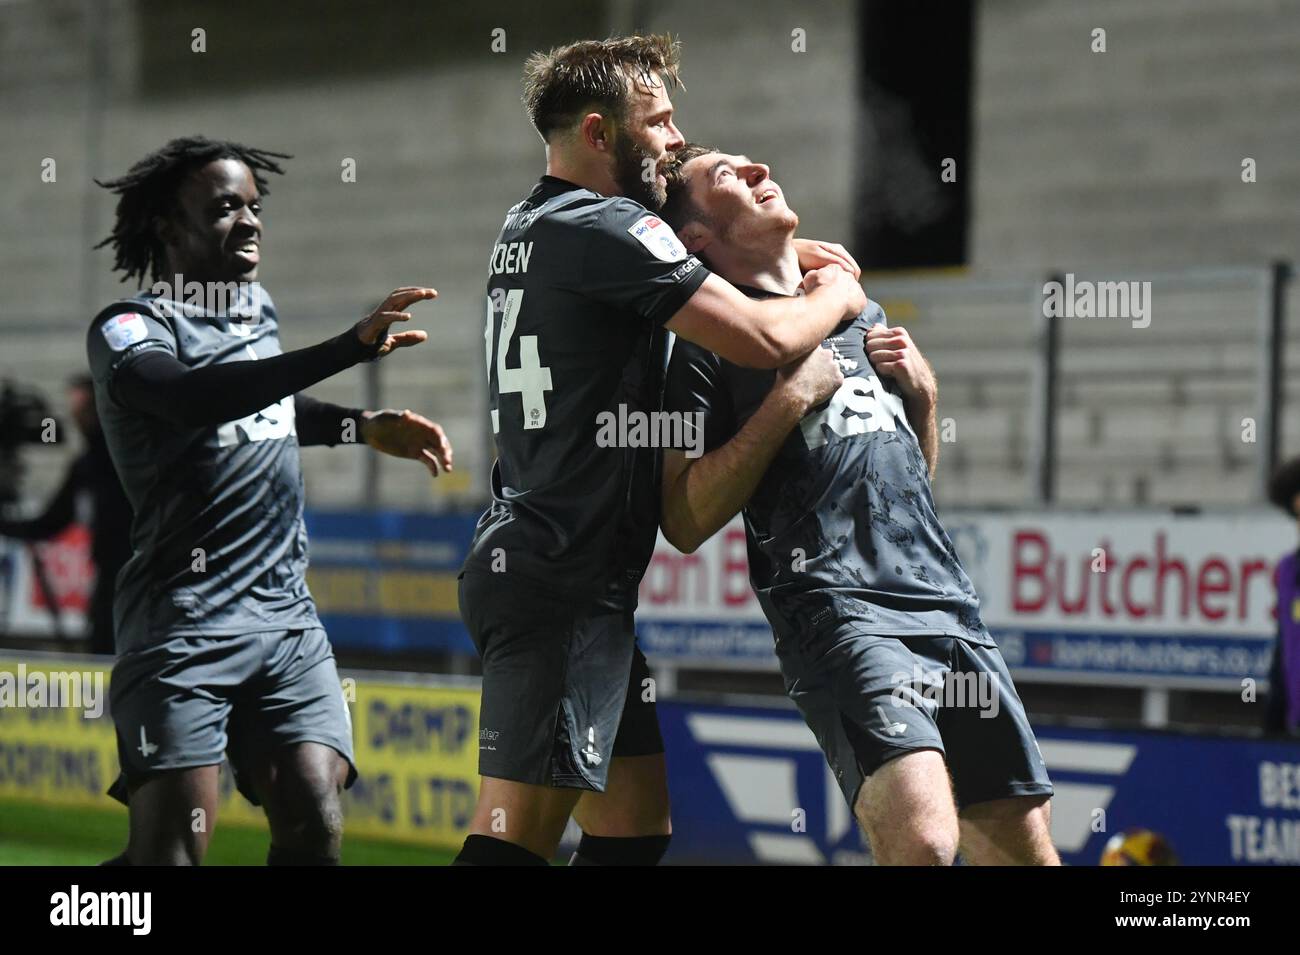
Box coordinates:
[94,136,290,286]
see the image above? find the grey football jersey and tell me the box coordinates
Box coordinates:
[86,285,319,652]
[463,176,711,607]
[664,288,995,648]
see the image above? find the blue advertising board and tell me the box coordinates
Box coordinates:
[300,509,1290,696]
[303,510,476,654]
[658,697,1300,865]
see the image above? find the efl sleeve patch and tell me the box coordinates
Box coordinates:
[627,215,688,263]
[100,312,149,351]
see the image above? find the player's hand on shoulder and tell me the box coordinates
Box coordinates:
[354,287,437,357]
[792,238,861,279]
[800,264,867,319]
[867,324,936,407]
[777,345,844,413]
[359,408,454,477]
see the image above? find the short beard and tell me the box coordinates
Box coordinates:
[612,135,665,210]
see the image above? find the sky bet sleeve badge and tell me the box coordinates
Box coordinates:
[100,312,149,351]
[628,215,687,262]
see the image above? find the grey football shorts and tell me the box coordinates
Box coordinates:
[107,627,357,806]
[458,568,664,792]
[778,625,1054,813]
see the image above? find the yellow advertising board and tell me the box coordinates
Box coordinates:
[0,656,480,850]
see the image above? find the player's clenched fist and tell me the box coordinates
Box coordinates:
[866,323,936,407]
[777,344,844,413]
[354,287,437,358]
[800,264,867,320]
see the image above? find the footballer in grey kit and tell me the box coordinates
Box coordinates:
[90,287,322,651]
[88,137,452,866]
[660,145,1058,865]
[465,179,708,604]
[665,292,993,647]
[456,36,868,867]
[461,178,708,801]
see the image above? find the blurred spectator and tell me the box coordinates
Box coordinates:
[1265,458,1300,735]
[0,374,131,655]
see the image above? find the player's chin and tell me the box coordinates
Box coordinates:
[226,257,259,281]
[227,250,260,280]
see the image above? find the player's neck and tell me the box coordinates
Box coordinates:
[545,151,621,199]
[710,239,801,297]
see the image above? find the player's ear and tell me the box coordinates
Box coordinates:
[676,221,711,256]
[579,112,609,152]
[152,213,177,250]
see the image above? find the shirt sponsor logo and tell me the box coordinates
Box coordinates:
[216,394,296,447]
[628,215,687,263]
[100,313,148,351]
[799,375,910,449]
[670,257,701,283]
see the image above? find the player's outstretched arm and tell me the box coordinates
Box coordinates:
[109,288,435,428]
[665,268,865,370]
[661,347,843,554]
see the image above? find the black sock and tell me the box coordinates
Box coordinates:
[267,845,340,866]
[453,834,549,866]
[568,833,671,866]
[99,852,132,866]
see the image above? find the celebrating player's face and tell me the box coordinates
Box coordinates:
[611,72,685,210]
[159,158,264,283]
[683,152,798,246]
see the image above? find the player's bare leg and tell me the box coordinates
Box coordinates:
[570,753,672,864]
[250,741,350,864]
[122,765,222,865]
[958,795,1060,865]
[463,776,582,862]
[574,753,671,835]
[855,749,959,865]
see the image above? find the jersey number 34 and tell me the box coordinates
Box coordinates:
[485,289,553,433]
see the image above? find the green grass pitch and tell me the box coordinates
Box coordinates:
[0,798,457,866]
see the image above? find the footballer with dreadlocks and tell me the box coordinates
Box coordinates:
[87,136,453,866]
